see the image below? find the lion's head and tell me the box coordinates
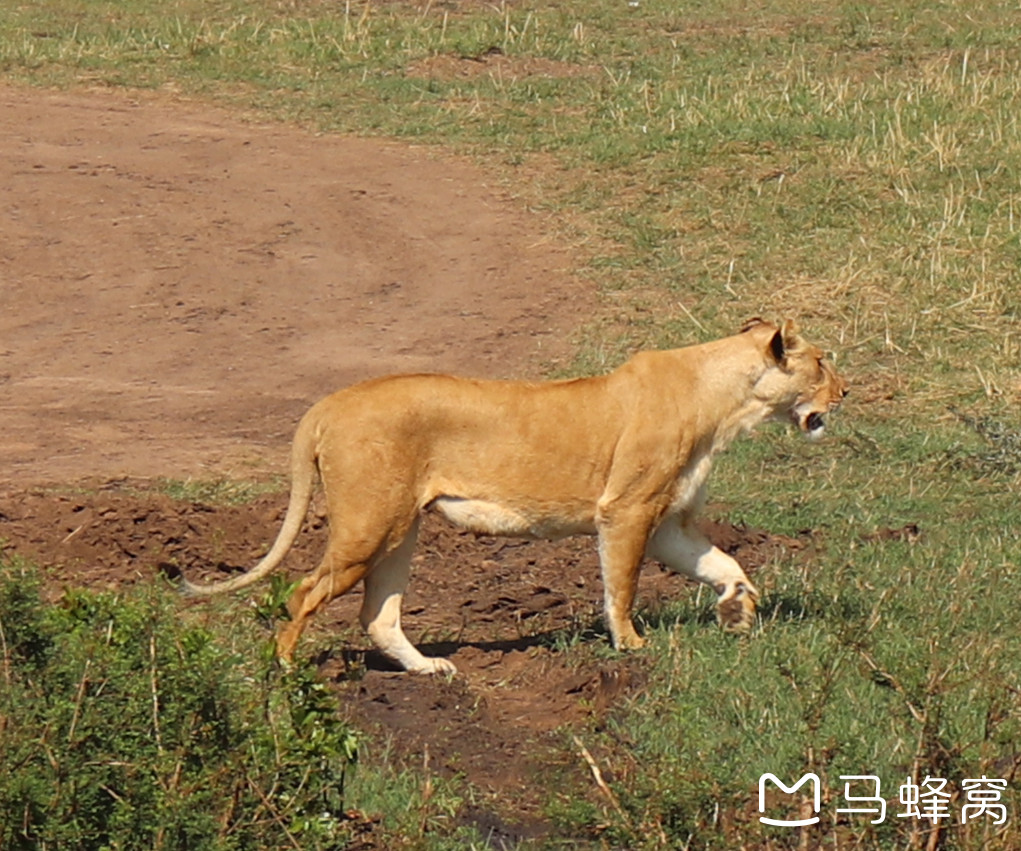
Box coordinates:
[743,318,849,440]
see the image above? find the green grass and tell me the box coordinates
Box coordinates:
[153,476,285,506]
[0,558,361,850]
[0,557,487,851]
[3,0,1021,847]
[591,428,1021,848]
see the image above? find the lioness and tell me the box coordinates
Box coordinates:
[183,319,847,673]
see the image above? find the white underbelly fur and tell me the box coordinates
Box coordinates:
[430,496,595,540]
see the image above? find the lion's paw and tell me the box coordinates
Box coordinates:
[610,625,647,651]
[716,581,758,634]
[410,657,458,676]
[618,633,647,650]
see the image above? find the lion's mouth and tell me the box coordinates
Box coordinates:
[791,408,827,440]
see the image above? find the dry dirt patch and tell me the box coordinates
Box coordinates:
[1,84,584,485]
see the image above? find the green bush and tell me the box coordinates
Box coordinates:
[0,557,358,851]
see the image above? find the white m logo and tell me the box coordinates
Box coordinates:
[758,773,822,827]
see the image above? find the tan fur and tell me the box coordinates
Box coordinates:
[182,319,848,674]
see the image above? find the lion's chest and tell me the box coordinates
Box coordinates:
[668,454,713,515]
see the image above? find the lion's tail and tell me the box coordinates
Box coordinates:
[180,409,319,598]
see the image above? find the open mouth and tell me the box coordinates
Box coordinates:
[789,405,830,440]
[805,412,826,437]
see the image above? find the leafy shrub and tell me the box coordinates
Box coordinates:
[0,557,358,851]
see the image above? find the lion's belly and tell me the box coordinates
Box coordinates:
[429,496,596,540]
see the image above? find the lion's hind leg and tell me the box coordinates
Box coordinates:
[276,556,369,662]
[275,505,408,662]
[359,519,456,675]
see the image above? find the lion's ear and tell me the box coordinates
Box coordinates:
[767,329,787,366]
[768,319,803,367]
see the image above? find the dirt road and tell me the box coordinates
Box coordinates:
[1,84,582,484]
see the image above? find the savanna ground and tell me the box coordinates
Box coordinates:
[2,1,1021,848]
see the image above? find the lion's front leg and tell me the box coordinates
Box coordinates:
[596,515,655,650]
[646,517,759,634]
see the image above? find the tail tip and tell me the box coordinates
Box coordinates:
[178,579,202,598]
[157,563,207,597]
[175,573,211,598]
